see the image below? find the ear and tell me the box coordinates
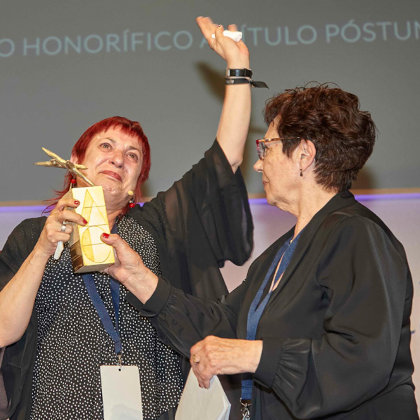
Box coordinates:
[297,139,316,173]
[70,153,79,164]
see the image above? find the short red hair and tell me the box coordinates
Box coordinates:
[47,116,150,211]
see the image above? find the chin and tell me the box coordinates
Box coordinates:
[264,192,274,206]
[266,197,276,207]
[101,185,124,200]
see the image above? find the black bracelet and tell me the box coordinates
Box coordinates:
[225,77,269,88]
[226,68,253,78]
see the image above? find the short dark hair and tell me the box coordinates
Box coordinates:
[264,83,376,191]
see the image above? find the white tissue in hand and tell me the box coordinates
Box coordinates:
[211,30,242,42]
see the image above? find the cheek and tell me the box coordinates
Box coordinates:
[264,161,277,178]
[83,154,104,168]
[129,164,142,184]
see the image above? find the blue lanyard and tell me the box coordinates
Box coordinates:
[83,274,121,356]
[82,224,121,358]
[241,231,302,400]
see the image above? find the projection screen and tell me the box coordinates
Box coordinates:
[1,0,419,204]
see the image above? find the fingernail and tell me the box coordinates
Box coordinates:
[102,233,109,239]
[74,200,80,205]
[82,218,88,225]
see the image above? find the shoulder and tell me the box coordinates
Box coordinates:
[326,201,401,245]
[317,203,407,267]
[17,216,47,229]
[0,217,46,285]
[2,216,46,257]
[8,216,46,242]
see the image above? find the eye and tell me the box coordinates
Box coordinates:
[99,142,112,150]
[127,152,139,162]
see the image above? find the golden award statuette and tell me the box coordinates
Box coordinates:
[35,147,115,273]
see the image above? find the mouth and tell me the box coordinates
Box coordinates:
[100,170,122,182]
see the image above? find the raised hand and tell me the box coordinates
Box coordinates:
[196,16,249,69]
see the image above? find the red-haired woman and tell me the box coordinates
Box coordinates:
[107,84,418,419]
[0,17,254,420]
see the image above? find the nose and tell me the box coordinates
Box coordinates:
[253,158,263,173]
[110,149,124,168]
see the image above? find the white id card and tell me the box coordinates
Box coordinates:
[100,365,143,420]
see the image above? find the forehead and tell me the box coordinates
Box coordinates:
[92,127,141,149]
[265,118,280,138]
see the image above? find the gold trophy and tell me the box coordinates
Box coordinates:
[35,148,115,273]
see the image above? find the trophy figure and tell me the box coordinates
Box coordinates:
[35,148,115,273]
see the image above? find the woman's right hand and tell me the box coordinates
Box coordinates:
[0,197,88,347]
[35,198,87,258]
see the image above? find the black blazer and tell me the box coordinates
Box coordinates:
[134,191,418,419]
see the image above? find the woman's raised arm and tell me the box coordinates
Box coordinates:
[197,16,252,173]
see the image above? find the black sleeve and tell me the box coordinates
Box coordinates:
[136,139,253,265]
[128,139,253,299]
[0,218,45,291]
[126,277,248,358]
[253,216,411,418]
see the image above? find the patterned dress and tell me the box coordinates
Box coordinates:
[30,216,183,420]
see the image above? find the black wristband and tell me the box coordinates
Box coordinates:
[225,77,269,88]
[226,68,253,78]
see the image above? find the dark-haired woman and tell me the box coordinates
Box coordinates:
[104,84,418,419]
[0,17,253,420]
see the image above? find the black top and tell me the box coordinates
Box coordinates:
[0,141,253,420]
[131,191,418,420]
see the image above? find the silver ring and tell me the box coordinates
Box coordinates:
[60,223,66,232]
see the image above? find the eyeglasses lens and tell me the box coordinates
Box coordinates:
[256,140,266,160]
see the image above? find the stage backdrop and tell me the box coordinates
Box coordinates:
[0,0,419,204]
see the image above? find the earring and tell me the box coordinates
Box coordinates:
[299,168,303,177]
[128,190,136,208]
[70,178,77,188]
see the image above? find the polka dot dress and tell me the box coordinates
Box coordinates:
[30,216,183,420]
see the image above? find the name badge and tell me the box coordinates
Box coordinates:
[100,365,143,420]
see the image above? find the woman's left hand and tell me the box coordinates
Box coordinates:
[100,233,158,302]
[190,335,263,388]
[196,16,249,69]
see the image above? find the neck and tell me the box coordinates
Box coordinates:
[103,191,130,228]
[107,209,122,229]
[105,197,129,228]
[292,185,337,239]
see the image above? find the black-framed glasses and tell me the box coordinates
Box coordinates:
[256,137,302,160]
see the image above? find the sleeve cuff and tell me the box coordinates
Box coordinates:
[126,276,172,316]
[254,337,284,388]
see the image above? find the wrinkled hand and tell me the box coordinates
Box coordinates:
[190,335,263,388]
[36,197,86,257]
[101,233,158,302]
[196,16,249,69]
